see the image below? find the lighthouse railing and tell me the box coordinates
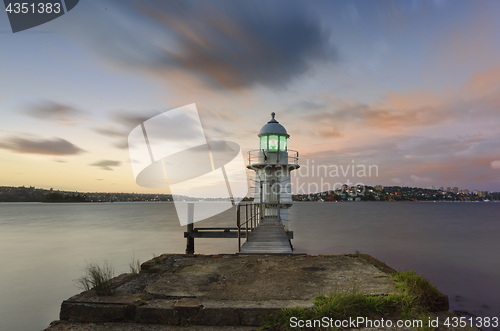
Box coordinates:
[247,149,299,165]
[236,202,260,252]
[287,149,299,165]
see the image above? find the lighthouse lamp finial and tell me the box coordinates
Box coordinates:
[268,112,278,123]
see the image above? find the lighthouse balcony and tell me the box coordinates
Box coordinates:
[247,149,299,168]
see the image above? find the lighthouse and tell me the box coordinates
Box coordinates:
[247,112,299,230]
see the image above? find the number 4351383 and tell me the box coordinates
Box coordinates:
[6,2,61,14]
[444,317,498,328]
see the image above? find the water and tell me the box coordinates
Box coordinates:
[0,201,499,331]
[290,201,500,327]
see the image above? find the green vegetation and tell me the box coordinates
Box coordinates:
[75,261,115,296]
[129,257,141,275]
[261,252,443,331]
[134,292,152,306]
[261,290,432,330]
[144,253,163,273]
[152,253,162,265]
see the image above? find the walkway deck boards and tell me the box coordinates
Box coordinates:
[239,218,292,254]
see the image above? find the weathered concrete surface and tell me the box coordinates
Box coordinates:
[45,254,460,330]
[145,254,396,300]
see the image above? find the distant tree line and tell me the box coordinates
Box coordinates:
[44,193,89,203]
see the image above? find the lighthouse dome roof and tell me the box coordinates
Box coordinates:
[258,112,289,137]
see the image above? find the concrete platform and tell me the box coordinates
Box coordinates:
[45,254,459,330]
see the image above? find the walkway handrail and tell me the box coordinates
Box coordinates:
[237,203,260,252]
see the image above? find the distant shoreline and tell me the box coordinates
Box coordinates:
[1,200,497,204]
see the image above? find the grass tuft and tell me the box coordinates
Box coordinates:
[391,270,442,312]
[129,257,141,275]
[75,261,115,296]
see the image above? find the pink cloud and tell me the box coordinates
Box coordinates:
[491,160,500,170]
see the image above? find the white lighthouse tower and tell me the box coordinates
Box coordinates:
[247,112,299,230]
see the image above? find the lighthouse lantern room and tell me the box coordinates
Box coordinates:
[247,112,299,230]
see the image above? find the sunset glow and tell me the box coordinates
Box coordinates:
[1,0,500,193]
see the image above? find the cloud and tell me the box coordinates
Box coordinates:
[95,109,168,136]
[391,178,402,184]
[411,175,433,183]
[149,1,336,89]
[462,65,500,109]
[113,140,130,150]
[366,107,445,131]
[94,109,163,149]
[0,136,85,155]
[111,110,162,128]
[358,90,448,131]
[96,107,216,151]
[318,129,342,138]
[94,127,125,138]
[89,160,122,171]
[286,99,327,114]
[491,160,500,170]
[201,108,241,122]
[69,1,336,90]
[398,135,486,159]
[25,100,88,125]
[292,65,500,140]
[294,90,450,135]
[295,132,500,191]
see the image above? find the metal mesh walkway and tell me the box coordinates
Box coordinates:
[239,217,292,254]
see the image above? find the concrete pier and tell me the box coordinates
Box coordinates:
[41,253,473,331]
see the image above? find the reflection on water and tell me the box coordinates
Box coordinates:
[0,201,499,331]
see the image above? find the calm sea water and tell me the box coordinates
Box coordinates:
[0,201,499,331]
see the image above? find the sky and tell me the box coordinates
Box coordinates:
[1,0,500,194]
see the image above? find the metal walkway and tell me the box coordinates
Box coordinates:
[184,203,293,254]
[239,217,293,254]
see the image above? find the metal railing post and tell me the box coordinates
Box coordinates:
[186,203,195,254]
[250,204,253,233]
[246,204,250,241]
[253,204,255,233]
[237,203,241,252]
[277,190,281,225]
[251,204,254,231]
[260,181,263,220]
[254,203,257,228]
